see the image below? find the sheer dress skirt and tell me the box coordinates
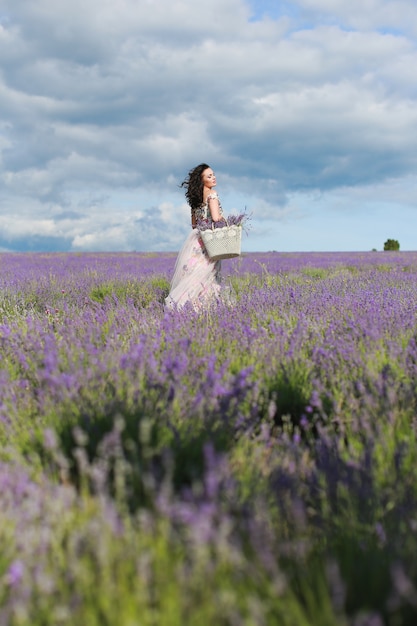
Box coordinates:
[165,229,223,310]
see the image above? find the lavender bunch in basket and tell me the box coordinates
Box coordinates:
[197,212,251,232]
[226,212,252,234]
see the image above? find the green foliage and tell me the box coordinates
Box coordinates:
[383,238,400,251]
[260,359,313,426]
[90,276,169,307]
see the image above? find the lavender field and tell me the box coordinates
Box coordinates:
[1,250,417,625]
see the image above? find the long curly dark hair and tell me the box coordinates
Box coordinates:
[180,163,210,212]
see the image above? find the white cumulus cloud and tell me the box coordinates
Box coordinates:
[0,0,416,251]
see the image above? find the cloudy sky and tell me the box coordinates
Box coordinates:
[1,0,417,253]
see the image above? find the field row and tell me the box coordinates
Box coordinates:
[1,251,417,625]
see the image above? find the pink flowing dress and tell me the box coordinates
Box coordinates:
[165,193,230,310]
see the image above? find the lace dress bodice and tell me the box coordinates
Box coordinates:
[194,192,224,223]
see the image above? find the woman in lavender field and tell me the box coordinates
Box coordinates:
[165,163,233,310]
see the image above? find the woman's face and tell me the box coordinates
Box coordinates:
[201,168,216,189]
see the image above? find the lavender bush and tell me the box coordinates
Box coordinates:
[1,251,417,624]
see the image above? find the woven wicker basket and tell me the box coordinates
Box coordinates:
[199,224,242,261]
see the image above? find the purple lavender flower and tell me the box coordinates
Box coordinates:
[6,560,24,587]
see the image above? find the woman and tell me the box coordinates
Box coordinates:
[165,163,231,310]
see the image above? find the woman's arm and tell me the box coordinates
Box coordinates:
[207,195,224,222]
